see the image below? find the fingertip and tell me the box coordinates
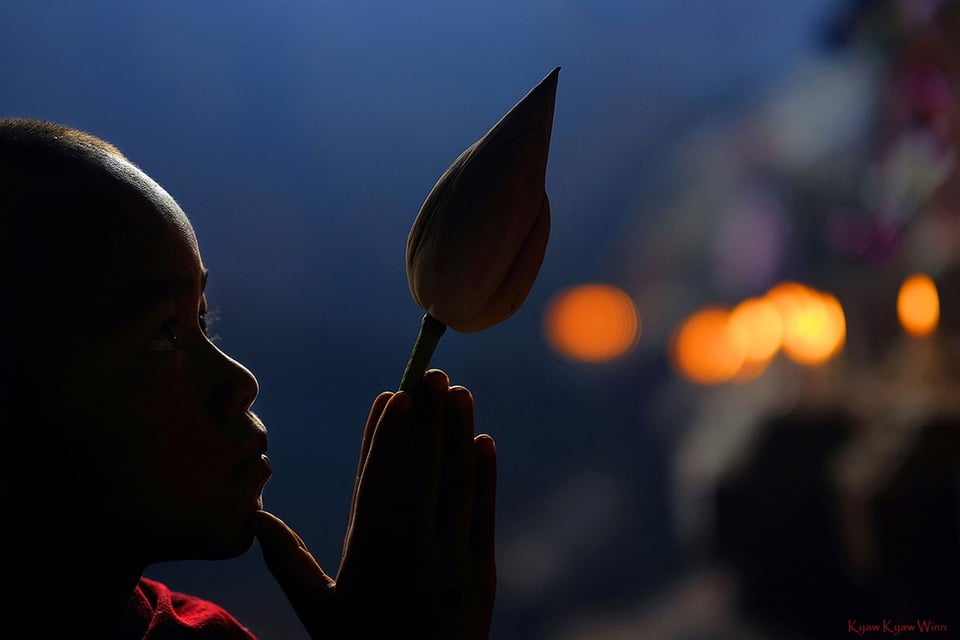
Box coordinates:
[424,368,450,391]
[448,385,474,410]
[368,391,394,422]
[383,390,413,418]
[251,510,281,545]
[476,433,496,453]
[252,510,307,550]
[251,509,277,532]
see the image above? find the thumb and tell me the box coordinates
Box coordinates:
[252,510,336,635]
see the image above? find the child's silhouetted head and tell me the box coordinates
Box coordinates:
[0,118,269,567]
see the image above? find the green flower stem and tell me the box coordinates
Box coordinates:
[398,313,448,392]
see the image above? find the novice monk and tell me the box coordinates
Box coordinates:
[0,118,497,639]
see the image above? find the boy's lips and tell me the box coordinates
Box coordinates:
[235,421,270,498]
[235,452,272,493]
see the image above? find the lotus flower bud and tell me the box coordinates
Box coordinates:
[406,67,559,334]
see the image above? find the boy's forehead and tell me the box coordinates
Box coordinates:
[59,154,205,304]
[99,153,196,236]
[106,168,201,275]
[67,153,200,259]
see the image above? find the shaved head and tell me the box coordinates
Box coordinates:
[0,118,127,159]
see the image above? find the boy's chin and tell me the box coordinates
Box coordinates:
[206,530,257,560]
[151,515,259,563]
[199,518,260,560]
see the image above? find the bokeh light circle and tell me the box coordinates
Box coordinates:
[728,297,784,364]
[898,273,939,337]
[670,306,746,384]
[766,282,845,365]
[544,284,639,362]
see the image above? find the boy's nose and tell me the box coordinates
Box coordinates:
[211,347,260,415]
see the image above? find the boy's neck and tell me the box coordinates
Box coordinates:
[2,518,146,634]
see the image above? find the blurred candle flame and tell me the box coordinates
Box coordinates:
[729,297,784,364]
[898,273,939,337]
[544,283,639,362]
[764,282,845,366]
[670,306,745,385]
[671,282,846,384]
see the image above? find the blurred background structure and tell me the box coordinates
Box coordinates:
[4,0,960,637]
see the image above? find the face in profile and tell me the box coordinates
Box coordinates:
[3,126,270,563]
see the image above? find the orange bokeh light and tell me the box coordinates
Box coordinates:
[544,284,639,362]
[671,306,745,384]
[898,273,939,337]
[670,282,846,384]
[728,297,784,364]
[766,283,845,365]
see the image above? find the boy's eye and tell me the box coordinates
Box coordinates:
[145,319,179,353]
[201,306,221,342]
[145,308,218,353]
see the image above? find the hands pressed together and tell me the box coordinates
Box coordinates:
[252,369,497,639]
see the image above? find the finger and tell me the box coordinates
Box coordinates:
[345,391,393,549]
[252,511,335,635]
[471,435,496,553]
[348,370,446,552]
[471,434,498,599]
[359,392,394,476]
[415,369,449,539]
[438,386,477,555]
[347,390,419,549]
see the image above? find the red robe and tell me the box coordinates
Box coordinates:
[122,577,257,639]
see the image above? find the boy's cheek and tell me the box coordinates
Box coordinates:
[52,369,189,463]
[51,344,229,472]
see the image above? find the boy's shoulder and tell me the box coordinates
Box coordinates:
[122,577,258,640]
